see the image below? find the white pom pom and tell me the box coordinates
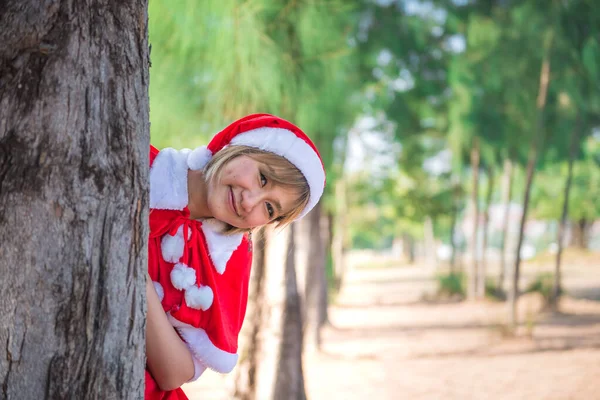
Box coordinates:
[185,285,214,311]
[170,263,196,290]
[161,226,186,263]
[187,146,213,170]
[152,281,165,302]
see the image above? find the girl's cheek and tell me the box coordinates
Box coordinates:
[246,213,267,229]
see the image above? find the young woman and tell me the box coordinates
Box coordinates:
[145,114,325,399]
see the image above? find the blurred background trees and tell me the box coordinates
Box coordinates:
[148,0,600,398]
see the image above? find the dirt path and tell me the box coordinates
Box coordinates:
[304,264,600,400]
[185,261,600,399]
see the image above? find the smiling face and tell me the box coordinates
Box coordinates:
[205,155,299,229]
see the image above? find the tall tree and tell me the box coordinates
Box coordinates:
[233,225,306,400]
[479,166,494,298]
[0,1,149,398]
[498,157,514,291]
[510,27,553,329]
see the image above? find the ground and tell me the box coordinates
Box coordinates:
[184,253,600,400]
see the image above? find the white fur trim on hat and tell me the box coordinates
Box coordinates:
[168,315,239,374]
[170,263,196,290]
[187,146,213,170]
[229,127,324,218]
[185,285,214,311]
[201,219,244,274]
[150,148,191,210]
[152,281,165,302]
[161,225,187,263]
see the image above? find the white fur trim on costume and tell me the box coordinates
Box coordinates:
[187,146,213,171]
[152,281,165,302]
[168,315,239,374]
[230,127,325,218]
[170,263,196,290]
[188,357,208,382]
[161,225,187,263]
[149,148,191,210]
[185,285,214,311]
[201,219,244,274]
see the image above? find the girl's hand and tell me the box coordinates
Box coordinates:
[146,275,195,391]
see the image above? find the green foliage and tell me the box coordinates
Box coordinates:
[531,135,600,221]
[436,272,466,298]
[485,279,506,301]
[524,272,556,304]
[147,0,600,259]
[149,0,359,174]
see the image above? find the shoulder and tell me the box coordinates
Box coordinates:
[149,147,191,210]
[150,145,160,166]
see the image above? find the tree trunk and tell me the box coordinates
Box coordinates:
[469,137,480,300]
[449,203,458,274]
[424,216,438,269]
[402,233,415,264]
[0,1,149,398]
[233,226,307,400]
[570,218,589,249]
[303,201,328,351]
[552,121,580,309]
[331,177,348,290]
[499,157,514,291]
[232,230,266,400]
[478,167,495,298]
[510,48,551,329]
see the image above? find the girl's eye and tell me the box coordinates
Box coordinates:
[260,172,267,187]
[266,202,274,218]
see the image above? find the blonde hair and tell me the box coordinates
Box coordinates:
[204,145,310,235]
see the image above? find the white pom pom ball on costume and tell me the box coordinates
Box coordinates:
[170,263,197,290]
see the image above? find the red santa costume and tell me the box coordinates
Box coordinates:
[145,114,325,399]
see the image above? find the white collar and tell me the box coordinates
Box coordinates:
[150,147,244,274]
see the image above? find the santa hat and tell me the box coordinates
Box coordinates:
[186,114,325,218]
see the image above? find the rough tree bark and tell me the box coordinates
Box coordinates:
[233,225,306,400]
[0,1,149,399]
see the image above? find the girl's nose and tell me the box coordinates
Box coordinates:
[241,189,261,213]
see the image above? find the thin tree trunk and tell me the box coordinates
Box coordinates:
[331,177,348,290]
[403,233,415,264]
[233,230,266,400]
[0,2,149,398]
[499,157,514,291]
[424,216,438,269]
[273,226,307,400]
[510,45,552,329]
[233,226,307,400]
[478,167,495,298]
[570,218,589,249]
[304,201,328,351]
[450,203,458,274]
[469,137,480,300]
[551,120,580,309]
